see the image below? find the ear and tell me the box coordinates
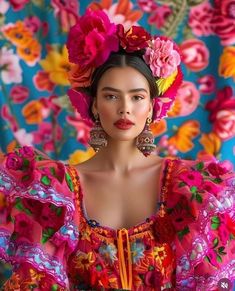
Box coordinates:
[91,97,98,116]
[148,99,154,118]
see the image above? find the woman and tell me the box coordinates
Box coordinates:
[0,9,235,291]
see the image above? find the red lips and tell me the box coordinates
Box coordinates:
[114,118,134,129]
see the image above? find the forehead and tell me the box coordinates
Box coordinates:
[97,66,150,92]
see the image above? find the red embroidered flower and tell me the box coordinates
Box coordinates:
[117,24,150,52]
[207,162,229,177]
[179,170,203,187]
[144,269,163,290]
[90,262,109,288]
[67,9,119,67]
[154,215,176,243]
[14,213,33,240]
[5,152,23,170]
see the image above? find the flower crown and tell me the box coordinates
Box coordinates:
[66,9,183,122]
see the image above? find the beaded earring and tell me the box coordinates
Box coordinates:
[136,117,156,157]
[88,115,108,152]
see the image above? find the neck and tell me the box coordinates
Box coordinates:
[92,138,154,173]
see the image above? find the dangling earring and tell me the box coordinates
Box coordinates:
[89,114,107,152]
[136,117,156,157]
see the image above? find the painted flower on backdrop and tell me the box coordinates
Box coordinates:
[10,85,29,103]
[9,0,30,11]
[206,86,235,140]
[51,0,79,32]
[1,21,41,66]
[198,132,221,159]
[211,0,235,45]
[1,104,18,132]
[0,0,10,14]
[0,47,22,84]
[40,45,71,86]
[33,122,63,153]
[180,39,209,72]
[197,75,216,95]
[33,71,55,92]
[13,128,33,147]
[219,46,235,80]
[167,81,200,117]
[168,120,200,153]
[89,0,142,30]
[188,1,214,37]
[22,100,50,124]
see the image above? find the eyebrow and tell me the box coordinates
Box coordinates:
[101,86,148,93]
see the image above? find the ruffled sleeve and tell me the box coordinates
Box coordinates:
[0,146,79,290]
[167,158,235,290]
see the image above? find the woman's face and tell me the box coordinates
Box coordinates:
[93,66,153,142]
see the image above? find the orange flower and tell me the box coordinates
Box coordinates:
[199,132,221,156]
[2,21,33,47]
[3,272,21,290]
[89,0,142,25]
[22,100,44,124]
[168,120,200,153]
[150,119,167,137]
[17,38,41,66]
[167,99,181,117]
[68,64,94,88]
[73,251,96,271]
[219,46,235,80]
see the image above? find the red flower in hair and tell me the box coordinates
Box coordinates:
[117,24,151,52]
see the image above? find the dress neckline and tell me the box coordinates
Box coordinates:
[69,158,174,236]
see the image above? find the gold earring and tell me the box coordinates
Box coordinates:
[136,117,156,157]
[88,115,107,152]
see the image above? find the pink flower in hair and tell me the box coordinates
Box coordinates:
[143,37,181,78]
[67,9,119,67]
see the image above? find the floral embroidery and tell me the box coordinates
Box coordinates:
[99,242,117,264]
[131,241,145,264]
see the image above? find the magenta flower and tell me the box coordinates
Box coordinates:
[6,153,23,170]
[197,75,216,95]
[207,162,229,177]
[179,170,203,187]
[67,9,119,67]
[15,213,33,238]
[202,180,221,196]
[143,37,181,78]
[19,146,35,159]
[10,85,29,104]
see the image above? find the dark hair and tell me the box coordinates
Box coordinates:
[86,52,158,120]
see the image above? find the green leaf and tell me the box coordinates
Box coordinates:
[23,158,30,168]
[41,175,51,186]
[42,228,55,244]
[211,216,220,224]
[177,226,190,240]
[65,172,74,192]
[211,223,220,230]
[196,193,202,203]
[195,162,204,171]
[51,285,58,291]
[190,186,198,194]
[50,167,56,176]
[216,254,222,263]
[213,177,222,184]
[213,238,219,248]
[179,182,186,187]
[202,171,209,176]
[22,175,30,182]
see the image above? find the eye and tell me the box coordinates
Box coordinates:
[133,95,144,101]
[105,95,118,100]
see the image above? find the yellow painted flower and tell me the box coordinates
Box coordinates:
[2,21,33,47]
[199,132,221,156]
[219,46,235,80]
[69,148,95,165]
[22,100,44,124]
[40,45,72,86]
[17,38,42,66]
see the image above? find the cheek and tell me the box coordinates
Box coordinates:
[133,103,151,117]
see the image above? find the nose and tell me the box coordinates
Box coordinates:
[118,98,130,115]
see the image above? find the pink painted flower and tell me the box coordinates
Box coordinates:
[0,47,22,84]
[51,0,79,32]
[197,75,216,94]
[33,71,55,92]
[188,1,214,36]
[9,0,30,11]
[213,110,235,140]
[67,9,119,67]
[0,0,10,14]
[13,129,33,146]
[211,0,235,45]
[137,0,158,13]
[66,113,92,146]
[5,152,23,170]
[24,16,41,34]
[144,37,181,78]
[180,39,209,72]
[1,104,18,132]
[33,122,62,153]
[10,85,29,103]
[148,5,171,29]
[179,170,203,187]
[172,81,200,117]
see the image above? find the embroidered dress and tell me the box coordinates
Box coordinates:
[0,146,234,290]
